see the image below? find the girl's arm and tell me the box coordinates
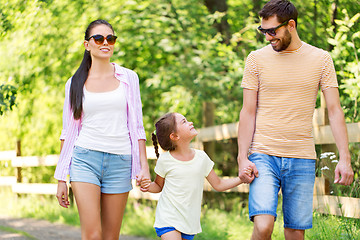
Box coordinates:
[206,167,251,192]
[140,175,165,193]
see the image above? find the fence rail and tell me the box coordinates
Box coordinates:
[0,106,359,218]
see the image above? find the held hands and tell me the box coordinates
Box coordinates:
[139,178,151,192]
[56,181,70,208]
[238,158,259,184]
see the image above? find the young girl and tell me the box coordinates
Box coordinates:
[54,19,150,239]
[140,112,251,240]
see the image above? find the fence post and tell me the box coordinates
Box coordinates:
[319,93,336,194]
[15,139,22,183]
[203,102,215,160]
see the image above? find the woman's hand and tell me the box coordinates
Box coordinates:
[56,181,70,208]
[136,167,151,187]
[139,178,151,192]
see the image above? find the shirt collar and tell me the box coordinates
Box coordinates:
[112,63,129,85]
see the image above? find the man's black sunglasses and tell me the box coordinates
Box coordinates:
[257,20,289,36]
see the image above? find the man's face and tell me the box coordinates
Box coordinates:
[260,16,292,52]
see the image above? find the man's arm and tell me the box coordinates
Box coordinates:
[323,87,354,185]
[237,88,259,183]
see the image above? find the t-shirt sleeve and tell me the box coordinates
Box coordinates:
[154,154,166,178]
[320,51,338,91]
[241,51,259,90]
[201,151,215,177]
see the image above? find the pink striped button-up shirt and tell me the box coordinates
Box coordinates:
[54,63,146,181]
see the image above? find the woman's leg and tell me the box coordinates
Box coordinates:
[71,182,102,240]
[101,192,129,240]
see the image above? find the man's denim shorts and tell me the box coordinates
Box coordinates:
[155,227,195,240]
[70,146,132,194]
[248,152,316,230]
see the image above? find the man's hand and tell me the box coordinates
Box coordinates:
[334,158,354,186]
[238,158,259,184]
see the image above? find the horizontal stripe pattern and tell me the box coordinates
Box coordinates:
[242,42,338,159]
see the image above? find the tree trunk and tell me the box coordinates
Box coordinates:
[204,0,231,44]
[202,102,215,160]
[313,0,318,44]
[329,0,338,51]
[252,0,262,41]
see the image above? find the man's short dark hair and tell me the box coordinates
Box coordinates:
[259,0,298,26]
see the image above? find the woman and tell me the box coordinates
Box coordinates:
[54,19,150,239]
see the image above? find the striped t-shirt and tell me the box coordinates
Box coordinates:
[241,42,338,159]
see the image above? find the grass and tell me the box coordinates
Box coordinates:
[1,187,360,240]
[0,225,37,240]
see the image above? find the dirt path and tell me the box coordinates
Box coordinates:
[0,215,152,240]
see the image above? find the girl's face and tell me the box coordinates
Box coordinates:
[84,24,115,60]
[173,113,198,140]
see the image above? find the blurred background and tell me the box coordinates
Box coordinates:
[0,0,359,239]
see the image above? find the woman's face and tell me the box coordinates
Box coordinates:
[84,24,115,60]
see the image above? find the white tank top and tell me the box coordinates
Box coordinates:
[75,83,132,154]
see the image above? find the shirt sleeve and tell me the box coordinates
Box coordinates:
[241,51,259,91]
[131,71,147,141]
[201,151,215,177]
[59,78,72,140]
[320,51,338,91]
[154,153,166,178]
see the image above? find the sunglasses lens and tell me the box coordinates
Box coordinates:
[93,35,104,44]
[268,30,276,36]
[106,35,117,45]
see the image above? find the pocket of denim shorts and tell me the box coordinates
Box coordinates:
[73,146,90,154]
[120,154,132,161]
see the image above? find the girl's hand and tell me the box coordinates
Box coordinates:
[56,181,70,208]
[243,166,253,177]
[139,178,151,192]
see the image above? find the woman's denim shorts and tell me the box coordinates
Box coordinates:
[70,146,132,194]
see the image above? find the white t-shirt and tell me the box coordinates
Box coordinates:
[75,84,131,154]
[154,149,214,234]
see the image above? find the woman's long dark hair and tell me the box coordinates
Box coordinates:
[70,19,114,119]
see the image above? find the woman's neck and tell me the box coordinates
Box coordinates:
[89,59,113,77]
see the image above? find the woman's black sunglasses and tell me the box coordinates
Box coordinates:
[257,20,289,36]
[86,34,117,45]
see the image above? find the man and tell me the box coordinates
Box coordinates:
[237,0,354,239]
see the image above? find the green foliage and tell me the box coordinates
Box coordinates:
[328,10,360,122]
[0,0,359,199]
[2,187,359,240]
[0,84,17,116]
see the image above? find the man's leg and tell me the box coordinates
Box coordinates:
[248,153,281,240]
[252,215,275,240]
[281,157,315,240]
[284,228,304,240]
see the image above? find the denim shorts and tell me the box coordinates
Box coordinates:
[155,227,195,240]
[248,152,316,230]
[70,146,132,194]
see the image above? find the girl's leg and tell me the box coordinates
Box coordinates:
[101,192,129,240]
[71,182,102,240]
[161,230,182,240]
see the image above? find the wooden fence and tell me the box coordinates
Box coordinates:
[0,105,359,218]
[193,106,360,219]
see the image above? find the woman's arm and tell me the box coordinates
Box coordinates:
[56,140,70,208]
[136,139,150,185]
